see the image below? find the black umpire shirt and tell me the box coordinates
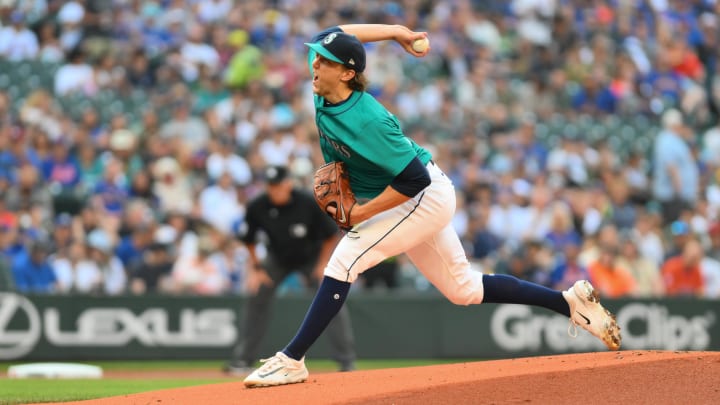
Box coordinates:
[238,189,339,269]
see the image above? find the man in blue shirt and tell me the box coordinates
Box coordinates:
[11,240,57,294]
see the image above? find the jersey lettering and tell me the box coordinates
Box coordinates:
[319,129,352,158]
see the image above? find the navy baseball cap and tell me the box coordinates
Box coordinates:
[264,165,289,184]
[305,32,366,73]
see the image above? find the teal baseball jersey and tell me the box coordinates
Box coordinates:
[307,50,432,199]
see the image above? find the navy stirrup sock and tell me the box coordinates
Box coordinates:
[283,276,351,361]
[482,274,570,317]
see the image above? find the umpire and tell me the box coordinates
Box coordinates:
[224,165,356,374]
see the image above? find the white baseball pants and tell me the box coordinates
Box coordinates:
[324,162,485,305]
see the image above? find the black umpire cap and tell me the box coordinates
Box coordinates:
[305,32,366,73]
[264,165,289,184]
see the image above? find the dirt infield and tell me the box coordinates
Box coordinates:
[42,351,720,405]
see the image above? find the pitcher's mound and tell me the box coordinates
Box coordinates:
[48,351,720,404]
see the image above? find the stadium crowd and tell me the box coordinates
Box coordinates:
[1,0,720,299]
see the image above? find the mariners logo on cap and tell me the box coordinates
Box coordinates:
[323,33,337,44]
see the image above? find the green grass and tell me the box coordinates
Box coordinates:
[0,359,478,404]
[0,378,227,405]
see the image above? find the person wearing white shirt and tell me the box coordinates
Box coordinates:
[179,24,221,82]
[54,47,96,96]
[206,137,252,186]
[701,257,720,298]
[196,0,233,24]
[86,229,127,295]
[199,171,245,235]
[487,188,525,244]
[51,242,100,294]
[0,11,39,61]
[258,128,295,166]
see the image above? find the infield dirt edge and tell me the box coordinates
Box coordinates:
[32,350,720,405]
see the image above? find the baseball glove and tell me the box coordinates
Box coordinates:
[313,161,357,230]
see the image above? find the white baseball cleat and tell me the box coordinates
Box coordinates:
[563,280,622,351]
[243,352,309,388]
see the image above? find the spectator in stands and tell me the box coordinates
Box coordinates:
[587,243,637,298]
[89,156,128,217]
[521,184,555,241]
[547,132,591,189]
[652,109,699,225]
[206,136,252,186]
[0,11,39,61]
[54,46,96,96]
[665,220,693,261]
[51,241,95,294]
[11,239,56,294]
[616,232,664,297]
[179,23,220,83]
[78,106,108,145]
[467,204,503,263]
[128,170,157,206]
[159,100,211,154]
[129,240,175,295]
[662,237,706,297]
[257,126,296,167]
[4,163,53,220]
[544,201,581,254]
[209,237,250,295]
[605,172,638,231]
[196,0,233,25]
[56,1,86,52]
[623,150,651,205]
[563,185,604,237]
[160,212,199,260]
[496,239,555,287]
[700,254,720,299]
[223,29,265,89]
[0,209,23,263]
[487,187,523,245]
[20,89,62,141]
[125,48,156,88]
[579,223,620,267]
[48,212,75,256]
[0,126,42,171]
[515,114,549,179]
[571,68,616,114]
[170,235,227,295]
[115,224,152,271]
[76,140,104,191]
[550,238,589,291]
[108,129,143,180]
[199,170,245,236]
[85,228,127,295]
[151,156,194,215]
[37,20,64,63]
[42,137,81,192]
[93,52,125,92]
[707,222,720,261]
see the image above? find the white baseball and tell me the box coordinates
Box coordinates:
[412,37,429,53]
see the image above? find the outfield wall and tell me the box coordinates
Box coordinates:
[0,292,716,361]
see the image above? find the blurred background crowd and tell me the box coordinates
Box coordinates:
[1,0,720,299]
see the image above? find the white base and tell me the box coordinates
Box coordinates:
[7,363,103,379]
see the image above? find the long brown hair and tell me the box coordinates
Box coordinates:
[347,71,368,92]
